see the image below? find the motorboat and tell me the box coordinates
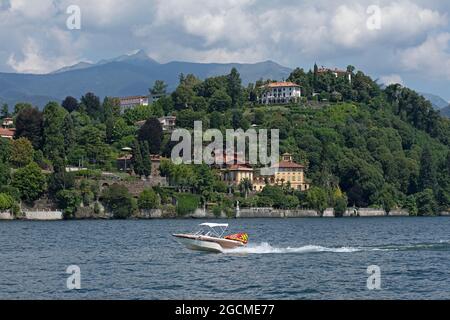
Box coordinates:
[173,223,248,253]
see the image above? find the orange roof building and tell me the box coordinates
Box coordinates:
[0,128,15,140]
[253,153,309,191]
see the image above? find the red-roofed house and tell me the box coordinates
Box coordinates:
[317,67,352,82]
[259,81,301,104]
[0,128,15,140]
[253,153,310,191]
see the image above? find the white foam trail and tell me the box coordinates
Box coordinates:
[222,242,361,254]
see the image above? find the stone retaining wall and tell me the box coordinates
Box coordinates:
[0,211,13,220]
[322,208,335,218]
[24,211,63,220]
[358,208,386,217]
[389,209,410,217]
[237,208,319,218]
[343,208,386,217]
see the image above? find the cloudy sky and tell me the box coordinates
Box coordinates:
[1,0,450,100]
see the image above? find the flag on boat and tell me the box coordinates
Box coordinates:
[224,233,249,244]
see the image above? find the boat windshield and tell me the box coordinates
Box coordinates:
[193,224,228,238]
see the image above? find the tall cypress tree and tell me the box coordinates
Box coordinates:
[419,146,437,191]
[132,140,144,177]
[141,141,152,177]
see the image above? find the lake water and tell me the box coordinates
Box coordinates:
[1,218,450,300]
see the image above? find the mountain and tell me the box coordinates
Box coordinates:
[440,105,450,118]
[0,50,292,109]
[50,62,94,74]
[420,92,449,110]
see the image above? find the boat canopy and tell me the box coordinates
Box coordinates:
[199,223,229,228]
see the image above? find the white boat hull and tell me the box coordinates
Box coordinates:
[175,236,224,253]
[173,234,245,253]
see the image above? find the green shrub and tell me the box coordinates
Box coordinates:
[101,184,136,219]
[212,205,222,217]
[138,188,160,210]
[256,196,274,208]
[285,195,300,209]
[56,189,81,218]
[176,193,200,216]
[0,193,14,211]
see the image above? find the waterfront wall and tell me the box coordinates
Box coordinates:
[322,208,335,218]
[389,209,410,217]
[343,208,386,217]
[24,211,63,221]
[237,208,320,218]
[0,211,13,220]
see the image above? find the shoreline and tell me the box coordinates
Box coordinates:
[1,207,449,221]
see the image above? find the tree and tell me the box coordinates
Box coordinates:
[56,189,81,218]
[0,193,14,211]
[138,188,160,209]
[208,90,232,112]
[13,103,32,116]
[10,138,34,167]
[132,139,149,177]
[102,96,121,119]
[101,184,136,219]
[194,164,216,203]
[14,107,43,149]
[1,104,9,118]
[137,117,163,154]
[227,68,243,107]
[239,178,253,199]
[0,162,10,186]
[416,189,439,216]
[75,125,112,166]
[42,102,68,162]
[0,138,11,163]
[81,92,102,120]
[305,186,329,213]
[61,96,79,113]
[12,162,47,203]
[150,80,168,95]
[48,159,75,197]
[419,146,437,191]
[62,114,75,155]
[141,141,152,177]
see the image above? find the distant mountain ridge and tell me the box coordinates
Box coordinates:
[441,105,450,118]
[0,50,292,109]
[420,92,449,110]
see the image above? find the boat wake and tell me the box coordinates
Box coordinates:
[222,242,361,254]
[222,241,450,255]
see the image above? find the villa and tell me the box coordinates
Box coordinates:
[317,67,352,82]
[118,95,149,112]
[258,81,302,104]
[217,152,309,192]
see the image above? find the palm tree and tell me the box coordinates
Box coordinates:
[239,178,253,199]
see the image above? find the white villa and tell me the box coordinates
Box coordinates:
[259,81,301,104]
[118,95,149,112]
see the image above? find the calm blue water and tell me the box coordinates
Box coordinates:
[1,218,450,300]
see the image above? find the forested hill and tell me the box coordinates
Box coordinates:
[1,65,449,217]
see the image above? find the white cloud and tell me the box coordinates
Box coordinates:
[380,74,404,86]
[0,0,450,80]
[399,32,450,79]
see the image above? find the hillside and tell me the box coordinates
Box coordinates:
[1,66,449,218]
[0,51,291,109]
